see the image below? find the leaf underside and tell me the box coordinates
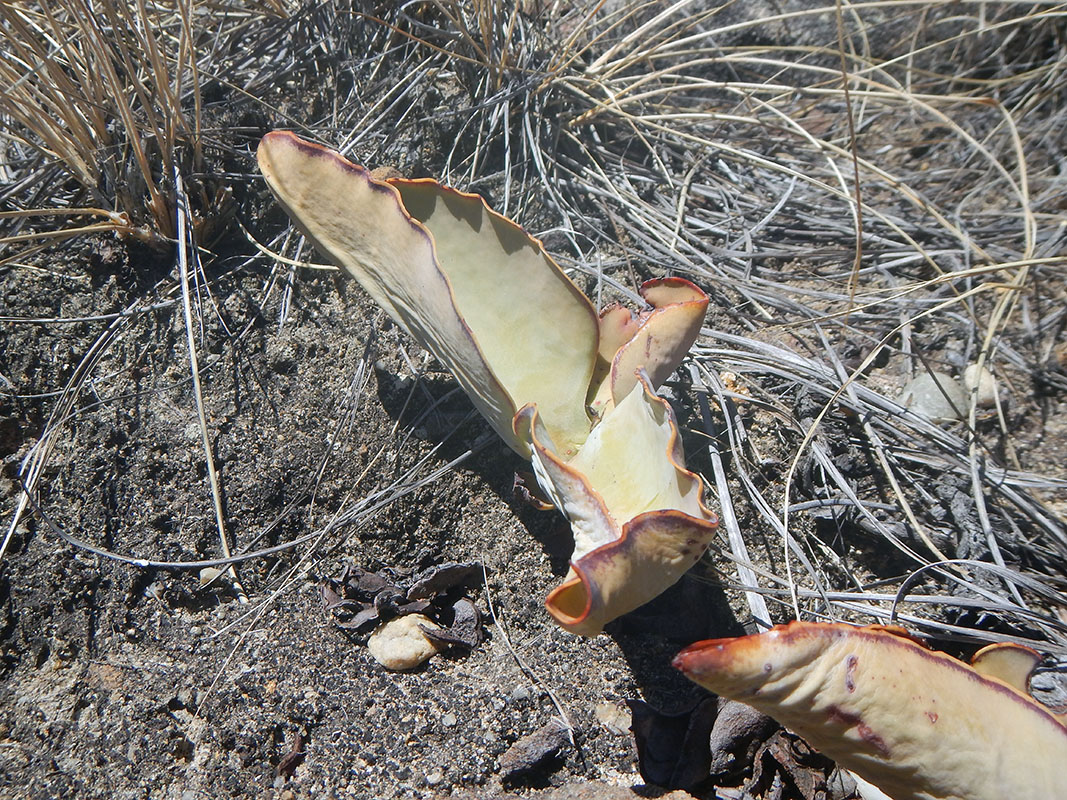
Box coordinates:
[674,621,1067,800]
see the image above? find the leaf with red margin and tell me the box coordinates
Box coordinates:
[259,132,716,635]
[516,372,718,636]
[673,621,1067,800]
[588,278,709,416]
[257,131,597,458]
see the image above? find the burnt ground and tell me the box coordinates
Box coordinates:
[0,237,750,800]
[2,3,1066,800]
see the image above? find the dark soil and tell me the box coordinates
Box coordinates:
[0,243,746,799]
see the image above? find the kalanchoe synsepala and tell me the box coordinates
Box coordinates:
[258,131,716,635]
[516,371,717,635]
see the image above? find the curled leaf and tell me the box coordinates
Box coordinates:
[673,621,1067,800]
[406,561,483,600]
[589,278,709,415]
[517,372,718,636]
[388,177,599,458]
[259,132,715,635]
[257,130,596,457]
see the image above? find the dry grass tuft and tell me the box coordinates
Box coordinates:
[0,0,247,248]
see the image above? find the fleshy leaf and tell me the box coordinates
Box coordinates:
[259,132,716,636]
[257,131,596,456]
[969,641,1042,693]
[589,278,709,415]
[673,621,1067,800]
[568,369,709,544]
[516,372,718,636]
[387,178,598,458]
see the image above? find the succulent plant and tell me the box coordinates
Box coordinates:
[674,621,1067,800]
[258,131,717,635]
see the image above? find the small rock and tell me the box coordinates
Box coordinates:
[827,767,858,799]
[900,371,967,420]
[962,364,997,407]
[707,699,776,779]
[499,717,571,779]
[425,769,444,786]
[594,701,631,736]
[367,614,442,670]
[441,712,458,727]
[1031,666,1067,709]
[198,567,224,589]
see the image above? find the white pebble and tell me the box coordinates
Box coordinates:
[367,614,442,670]
[198,567,224,589]
[900,371,967,421]
[962,364,997,407]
